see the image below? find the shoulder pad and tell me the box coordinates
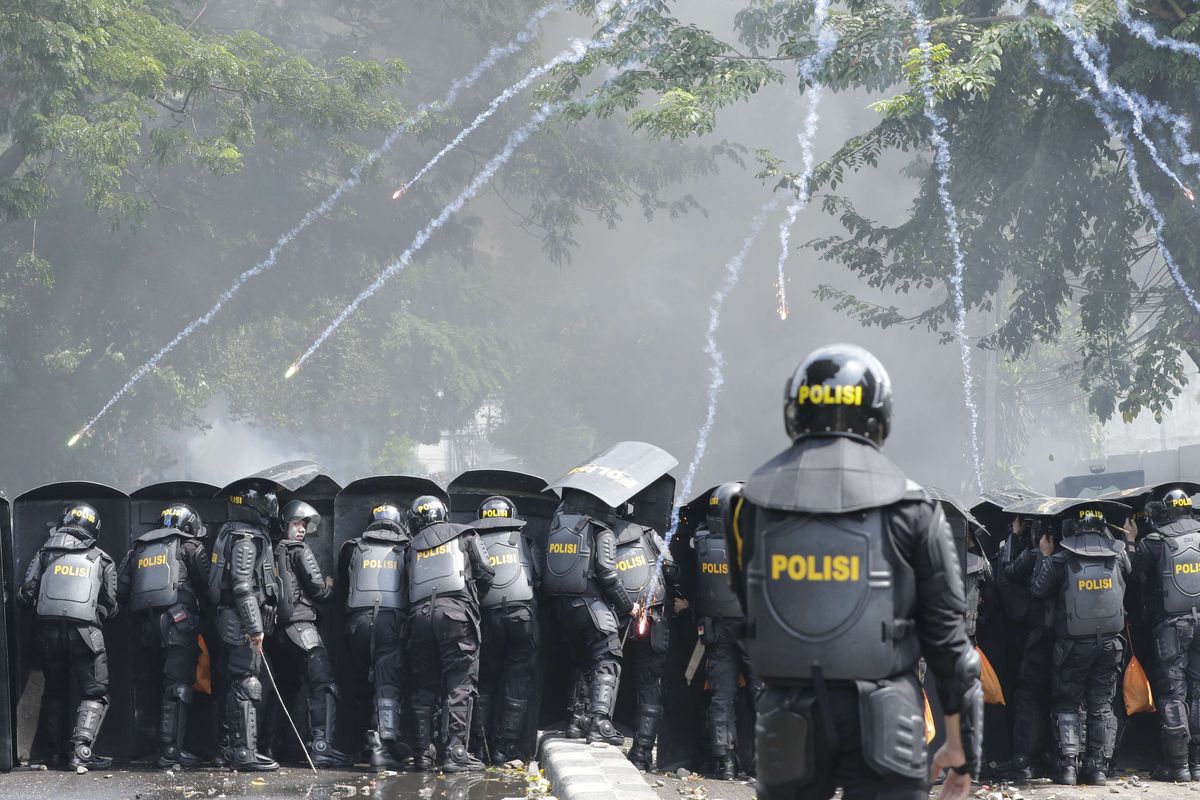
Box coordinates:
[613,520,647,545]
[45,531,88,551]
[472,516,527,533]
[138,527,186,544]
[743,435,910,513]
[1060,532,1122,558]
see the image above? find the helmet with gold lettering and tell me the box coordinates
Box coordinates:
[707,482,741,531]
[784,344,892,444]
[61,502,101,537]
[160,504,204,538]
[1148,487,1194,525]
[410,495,449,530]
[478,496,520,521]
[371,503,405,528]
[228,487,279,527]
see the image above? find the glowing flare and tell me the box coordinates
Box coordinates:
[637,612,649,637]
[67,430,85,448]
[284,364,300,379]
[392,187,407,200]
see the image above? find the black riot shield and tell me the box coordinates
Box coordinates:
[249,461,323,493]
[127,481,223,760]
[628,474,677,535]
[332,476,448,755]
[268,473,341,761]
[447,470,554,758]
[547,441,679,510]
[0,495,13,771]
[970,490,1034,560]
[11,483,132,763]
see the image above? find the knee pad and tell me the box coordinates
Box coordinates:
[236,675,262,703]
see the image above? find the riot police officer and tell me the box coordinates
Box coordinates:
[693,483,758,780]
[613,506,677,771]
[543,488,634,746]
[116,504,209,769]
[724,345,981,800]
[340,502,411,771]
[997,515,1055,779]
[18,503,119,771]
[964,529,994,646]
[405,496,494,772]
[1126,486,1200,781]
[1030,504,1130,786]
[208,485,281,771]
[264,500,352,767]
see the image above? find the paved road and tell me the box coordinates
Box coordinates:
[0,764,532,800]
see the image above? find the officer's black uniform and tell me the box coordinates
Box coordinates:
[208,487,281,771]
[1127,488,1200,780]
[725,345,981,800]
[613,514,677,771]
[116,504,209,769]
[997,520,1055,779]
[543,488,634,746]
[339,503,411,771]
[18,504,119,771]
[694,483,759,780]
[264,500,351,767]
[469,496,540,765]
[1030,509,1130,786]
[405,496,495,772]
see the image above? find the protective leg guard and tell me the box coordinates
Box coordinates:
[156,685,202,769]
[627,704,663,770]
[227,678,277,772]
[492,697,527,765]
[309,691,353,768]
[368,694,404,772]
[68,699,112,772]
[471,693,490,761]
[586,674,625,746]
[1161,725,1191,781]
[1055,712,1081,786]
[565,672,590,739]
[412,705,436,772]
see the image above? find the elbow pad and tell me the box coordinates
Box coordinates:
[236,592,264,636]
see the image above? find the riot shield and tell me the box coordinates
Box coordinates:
[127,481,223,760]
[332,476,448,755]
[269,473,342,761]
[628,474,677,535]
[11,483,132,763]
[0,495,13,771]
[547,441,679,510]
[248,460,323,493]
[926,485,986,579]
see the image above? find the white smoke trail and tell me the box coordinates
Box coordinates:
[1036,54,1200,316]
[907,0,985,491]
[394,0,653,199]
[774,1,839,320]
[1035,0,1196,198]
[659,199,782,552]
[68,1,563,446]
[289,106,560,372]
[1116,0,1200,64]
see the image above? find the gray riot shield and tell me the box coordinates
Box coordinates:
[628,474,677,535]
[547,441,678,510]
[926,485,988,580]
[128,481,221,759]
[11,483,131,763]
[248,460,323,493]
[0,495,13,771]
[333,475,447,754]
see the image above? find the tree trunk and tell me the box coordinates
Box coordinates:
[0,141,27,180]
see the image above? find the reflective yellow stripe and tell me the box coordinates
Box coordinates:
[732,496,745,568]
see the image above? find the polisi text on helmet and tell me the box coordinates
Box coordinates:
[797,384,863,407]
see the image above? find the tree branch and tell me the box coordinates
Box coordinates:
[0,141,27,180]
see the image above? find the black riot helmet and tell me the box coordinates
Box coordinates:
[1068,507,1108,536]
[410,495,449,531]
[160,504,204,537]
[784,344,893,444]
[478,496,520,521]
[61,502,101,537]
[707,482,740,530]
[228,487,279,527]
[371,502,406,528]
[281,500,320,540]
[1149,487,1194,525]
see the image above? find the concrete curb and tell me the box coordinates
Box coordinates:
[539,735,658,800]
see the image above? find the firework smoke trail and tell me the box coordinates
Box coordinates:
[67,2,562,446]
[1116,0,1200,64]
[907,0,984,491]
[1036,55,1200,316]
[289,106,559,372]
[1035,0,1196,198]
[639,198,782,607]
[394,0,653,200]
[774,1,840,320]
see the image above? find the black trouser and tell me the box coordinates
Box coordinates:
[705,616,757,757]
[1153,616,1200,746]
[263,622,336,753]
[347,608,408,744]
[215,606,266,753]
[1051,634,1123,766]
[1011,625,1055,761]
[474,602,539,754]
[756,677,928,800]
[553,596,622,697]
[36,621,109,750]
[622,607,669,708]
[137,608,200,748]
[409,597,480,746]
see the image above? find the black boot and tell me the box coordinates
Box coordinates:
[226,685,277,772]
[565,673,590,739]
[1055,711,1081,786]
[1003,752,1035,781]
[67,700,112,772]
[717,751,738,781]
[412,705,436,772]
[585,674,625,746]
[441,736,485,773]
[367,730,402,772]
[309,691,354,768]
[1160,726,1191,782]
[1080,758,1107,786]
[627,704,662,770]
[1191,745,1200,782]
[156,686,203,769]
